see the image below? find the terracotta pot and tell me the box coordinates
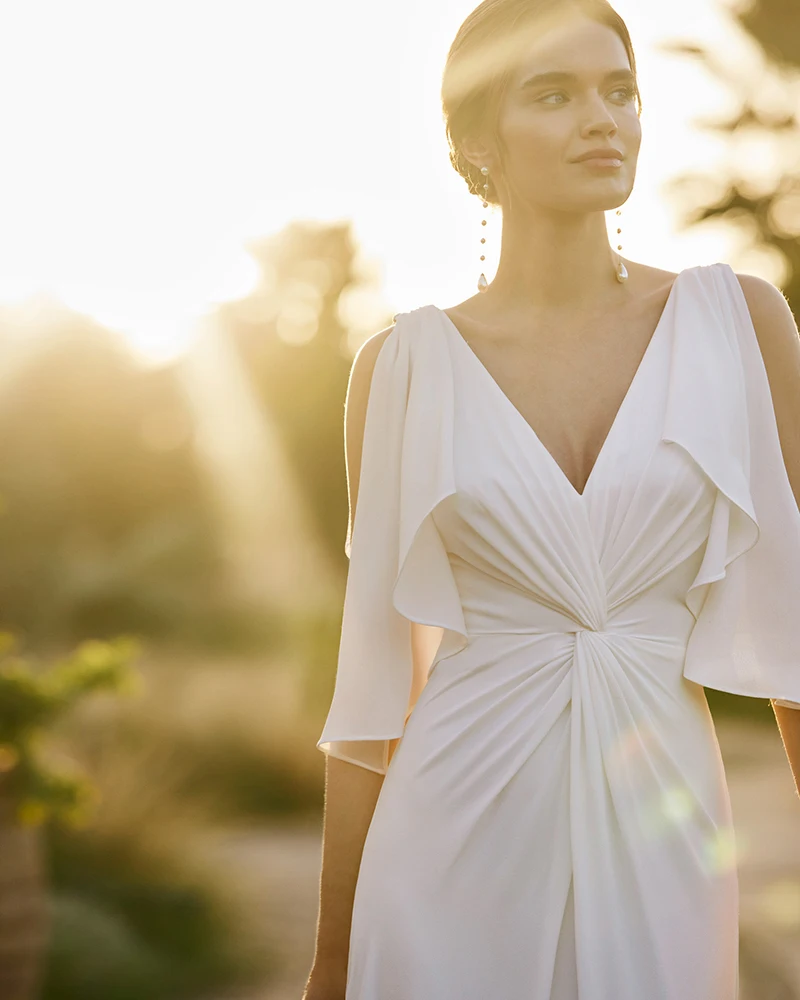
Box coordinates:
[0,780,50,1000]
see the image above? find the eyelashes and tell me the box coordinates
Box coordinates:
[537,86,636,106]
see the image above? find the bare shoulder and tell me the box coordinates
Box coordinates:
[733,271,800,392]
[733,271,799,352]
[345,323,396,428]
[343,322,396,515]
[734,270,800,503]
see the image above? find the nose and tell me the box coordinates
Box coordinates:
[580,97,619,135]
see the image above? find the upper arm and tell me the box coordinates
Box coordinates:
[344,324,395,538]
[736,272,800,510]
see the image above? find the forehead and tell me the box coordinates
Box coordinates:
[508,15,631,86]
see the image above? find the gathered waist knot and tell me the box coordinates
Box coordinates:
[458,601,696,650]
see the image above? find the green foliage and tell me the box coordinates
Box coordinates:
[173,728,319,818]
[0,319,225,643]
[736,0,800,72]
[24,642,282,1000]
[161,599,292,655]
[0,632,140,825]
[42,826,265,1000]
[44,894,166,1000]
[661,5,800,309]
[228,220,377,568]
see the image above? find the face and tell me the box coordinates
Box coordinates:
[465,14,641,214]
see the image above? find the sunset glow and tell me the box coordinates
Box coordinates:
[0,0,774,362]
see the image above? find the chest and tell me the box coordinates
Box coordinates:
[444,305,669,496]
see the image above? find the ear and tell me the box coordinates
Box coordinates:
[459,134,494,172]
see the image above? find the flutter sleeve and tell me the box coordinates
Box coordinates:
[316,310,469,773]
[666,263,800,706]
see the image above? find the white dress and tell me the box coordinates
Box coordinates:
[317,262,800,1000]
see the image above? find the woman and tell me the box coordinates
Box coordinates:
[306,1,800,997]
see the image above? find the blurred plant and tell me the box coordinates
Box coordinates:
[0,631,140,826]
[0,633,274,1000]
[0,632,140,1000]
[42,824,265,1000]
[225,219,392,568]
[0,313,226,644]
[656,1,800,725]
[659,0,800,305]
[36,644,278,1000]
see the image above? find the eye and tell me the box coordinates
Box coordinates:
[537,91,567,105]
[536,85,635,105]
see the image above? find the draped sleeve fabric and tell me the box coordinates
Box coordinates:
[316,309,470,774]
[662,262,800,706]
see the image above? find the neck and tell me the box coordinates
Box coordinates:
[484,206,627,315]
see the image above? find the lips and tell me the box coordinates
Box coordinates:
[573,148,624,162]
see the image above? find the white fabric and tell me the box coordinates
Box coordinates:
[317,262,800,999]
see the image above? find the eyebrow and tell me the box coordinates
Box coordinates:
[518,68,635,90]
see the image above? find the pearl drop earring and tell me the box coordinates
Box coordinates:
[614,207,628,282]
[475,167,628,286]
[478,165,490,293]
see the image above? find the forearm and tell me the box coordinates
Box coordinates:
[771,700,800,798]
[311,753,385,987]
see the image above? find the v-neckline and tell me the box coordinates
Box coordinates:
[436,266,692,501]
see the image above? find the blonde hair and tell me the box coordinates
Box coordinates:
[441,0,643,205]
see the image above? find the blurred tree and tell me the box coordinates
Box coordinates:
[660,0,800,726]
[0,633,138,1000]
[0,306,224,642]
[738,0,800,65]
[223,220,392,568]
[0,788,47,1000]
[660,0,800,308]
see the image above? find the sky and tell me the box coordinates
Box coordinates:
[0,0,776,363]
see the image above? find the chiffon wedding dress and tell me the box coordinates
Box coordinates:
[317,262,800,999]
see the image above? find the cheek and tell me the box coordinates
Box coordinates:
[499,103,642,178]
[619,107,642,144]
[501,106,569,167]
